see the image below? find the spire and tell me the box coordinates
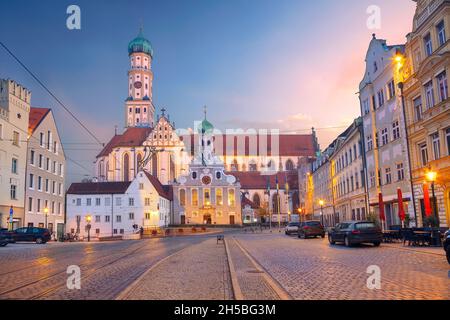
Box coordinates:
[203,105,207,120]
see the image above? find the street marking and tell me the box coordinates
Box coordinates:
[224,238,244,300]
[232,237,292,300]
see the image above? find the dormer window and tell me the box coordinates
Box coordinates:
[373,61,378,73]
[216,171,221,179]
[192,171,197,179]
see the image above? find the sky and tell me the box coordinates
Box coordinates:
[0,0,417,185]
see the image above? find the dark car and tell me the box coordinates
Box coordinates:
[444,230,450,264]
[328,221,382,247]
[298,220,325,239]
[0,234,8,247]
[8,227,51,244]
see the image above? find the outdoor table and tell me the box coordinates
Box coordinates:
[413,231,432,246]
[383,230,398,243]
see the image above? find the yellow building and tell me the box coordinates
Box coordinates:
[402,0,450,227]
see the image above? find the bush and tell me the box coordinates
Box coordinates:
[151,230,157,236]
[178,228,184,233]
[367,212,381,228]
[192,227,197,233]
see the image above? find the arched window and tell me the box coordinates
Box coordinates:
[267,160,274,170]
[285,159,295,171]
[136,153,143,171]
[252,193,261,207]
[231,159,239,171]
[179,189,186,206]
[151,154,158,176]
[123,153,130,182]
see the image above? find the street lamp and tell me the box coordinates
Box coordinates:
[426,169,438,225]
[85,215,92,242]
[44,207,49,229]
[318,200,324,226]
[297,207,303,222]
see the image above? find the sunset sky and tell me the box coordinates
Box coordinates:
[0,0,417,182]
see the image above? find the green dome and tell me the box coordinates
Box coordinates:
[128,29,154,57]
[199,119,214,134]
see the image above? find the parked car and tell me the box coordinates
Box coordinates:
[298,220,325,239]
[444,229,450,264]
[7,227,51,244]
[328,221,382,247]
[285,222,300,235]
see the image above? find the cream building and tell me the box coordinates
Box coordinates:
[359,35,415,227]
[402,0,450,227]
[172,116,242,225]
[25,108,66,237]
[0,79,31,229]
[329,118,368,223]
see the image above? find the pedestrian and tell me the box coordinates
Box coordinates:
[140,226,144,239]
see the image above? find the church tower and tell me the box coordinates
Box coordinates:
[125,28,154,128]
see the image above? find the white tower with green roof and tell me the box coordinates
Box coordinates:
[125,28,154,128]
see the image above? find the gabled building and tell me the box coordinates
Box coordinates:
[25,108,66,238]
[359,34,415,227]
[66,170,172,239]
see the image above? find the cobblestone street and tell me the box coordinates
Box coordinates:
[0,232,448,300]
[233,232,450,300]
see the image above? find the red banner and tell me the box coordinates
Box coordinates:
[423,183,432,217]
[397,188,406,221]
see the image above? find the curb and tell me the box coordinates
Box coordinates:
[382,243,445,257]
[224,238,244,300]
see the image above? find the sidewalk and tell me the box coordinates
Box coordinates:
[118,238,233,300]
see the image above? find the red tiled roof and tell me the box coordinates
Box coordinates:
[229,171,299,190]
[99,130,315,159]
[67,182,131,195]
[28,108,51,135]
[143,171,172,200]
[242,196,259,209]
[97,127,153,158]
[183,133,315,157]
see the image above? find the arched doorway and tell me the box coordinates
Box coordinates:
[285,159,295,171]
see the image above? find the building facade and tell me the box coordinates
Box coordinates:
[329,118,368,224]
[0,79,31,229]
[311,144,335,227]
[25,108,66,237]
[66,170,171,239]
[402,0,450,227]
[172,117,242,225]
[359,35,415,227]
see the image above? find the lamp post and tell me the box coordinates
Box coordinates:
[297,208,303,222]
[426,169,438,225]
[44,207,49,229]
[319,200,324,226]
[85,215,92,242]
[395,52,418,226]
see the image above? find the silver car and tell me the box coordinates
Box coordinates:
[285,222,300,235]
